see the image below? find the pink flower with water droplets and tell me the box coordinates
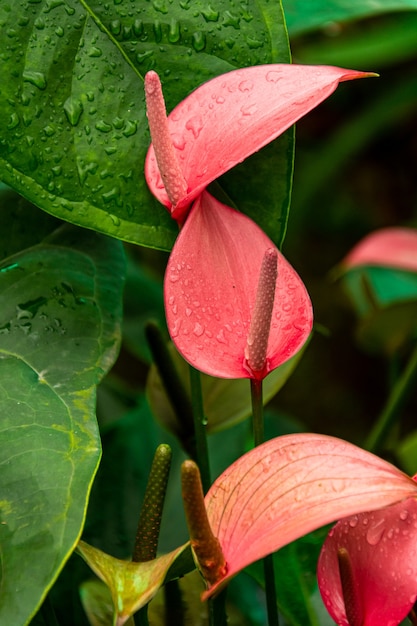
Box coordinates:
[144,65,374,379]
[192,434,417,599]
[317,476,417,626]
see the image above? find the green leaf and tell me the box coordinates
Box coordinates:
[341,267,417,354]
[76,540,189,626]
[0,195,125,625]
[147,340,306,434]
[283,0,417,35]
[0,0,292,251]
[397,430,417,475]
[292,13,417,70]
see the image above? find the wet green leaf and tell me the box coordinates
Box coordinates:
[0,0,291,251]
[0,195,125,624]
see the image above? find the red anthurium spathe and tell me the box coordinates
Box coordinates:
[317,483,417,626]
[145,65,374,379]
[199,433,417,599]
[342,227,417,273]
[165,191,312,379]
[145,64,375,224]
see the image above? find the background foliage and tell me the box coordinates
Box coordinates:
[1,0,417,624]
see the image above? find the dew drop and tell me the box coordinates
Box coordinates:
[63,95,83,126]
[400,510,409,521]
[366,518,386,546]
[266,70,282,84]
[201,6,219,21]
[168,19,180,43]
[238,80,253,92]
[192,31,206,52]
[23,70,47,90]
[185,115,203,139]
[193,323,204,337]
[240,103,257,116]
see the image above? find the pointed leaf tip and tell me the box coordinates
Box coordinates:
[145,64,376,220]
[164,192,312,379]
[202,433,417,598]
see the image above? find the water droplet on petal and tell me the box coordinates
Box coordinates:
[366,518,385,546]
[266,70,282,84]
[185,115,203,139]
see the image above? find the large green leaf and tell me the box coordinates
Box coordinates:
[283,0,417,35]
[0,195,125,625]
[0,0,291,251]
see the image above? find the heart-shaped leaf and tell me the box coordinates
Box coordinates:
[203,433,417,598]
[0,196,125,624]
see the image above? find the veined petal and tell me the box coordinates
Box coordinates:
[164,190,312,379]
[342,227,417,273]
[201,433,417,599]
[145,64,375,221]
[317,498,417,626]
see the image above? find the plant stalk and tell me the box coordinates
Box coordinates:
[189,365,211,494]
[365,343,417,453]
[250,378,279,626]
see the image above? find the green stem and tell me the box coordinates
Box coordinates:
[251,378,264,446]
[189,366,211,494]
[145,321,196,458]
[134,607,150,626]
[250,378,279,626]
[208,589,228,626]
[40,596,60,626]
[163,579,186,626]
[365,343,417,453]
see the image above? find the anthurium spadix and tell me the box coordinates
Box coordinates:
[190,434,417,599]
[144,66,374,379]
[317,486,417,626]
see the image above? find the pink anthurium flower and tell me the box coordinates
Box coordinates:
[145,66,374,379]
[317,478,417,626]
[196,433,417,599]
[342,227,417,273]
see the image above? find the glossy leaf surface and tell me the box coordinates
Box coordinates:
[0,0,290,251]
[0,197,125,624]
[164,191,312,379]
[203,433,417,598]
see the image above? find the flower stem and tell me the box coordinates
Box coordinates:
[145,321,196,458]
[250,378,279,626]
[365,343,417,453]
[189,365,211,493]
